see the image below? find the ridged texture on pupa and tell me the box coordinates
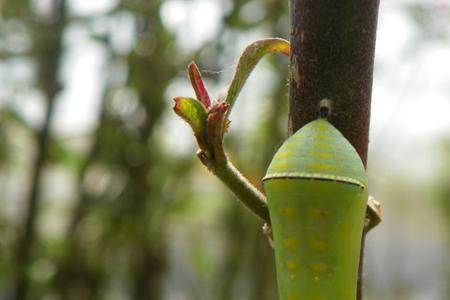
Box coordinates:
[263,118,367,300]
[264,118,367,188]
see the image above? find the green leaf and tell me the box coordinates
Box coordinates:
[173,97,207,148]
[225,38,290,114]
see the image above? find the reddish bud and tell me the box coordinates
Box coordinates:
[188,62,211,108]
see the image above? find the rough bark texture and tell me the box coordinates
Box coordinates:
[288,1,380,299]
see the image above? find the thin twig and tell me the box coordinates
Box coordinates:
[200,152,270,223]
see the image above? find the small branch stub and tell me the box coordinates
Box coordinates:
[365,196,382,232]
[319,98,332,119]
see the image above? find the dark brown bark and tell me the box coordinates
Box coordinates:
[288,0,379,164]
[288,0,380,299]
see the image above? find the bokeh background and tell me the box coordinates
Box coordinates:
[0,0,449,299]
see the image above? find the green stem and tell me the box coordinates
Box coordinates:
[201,153,270,223]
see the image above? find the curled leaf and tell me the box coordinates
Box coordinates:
[188,62,211,108]
[225,38,290,114]
[173,97,207,149]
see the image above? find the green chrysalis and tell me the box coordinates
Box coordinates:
[263,118,367,300]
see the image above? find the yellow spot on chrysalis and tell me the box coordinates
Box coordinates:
[311,262,329,273]
[306,163,339,172]
[309,239,328,252]
[287,293,299,300]
[316,133,332,142]
[271,162,291,171]
[283,237,299,250]
[276,151,297,159]
[316,123,328,131]
[280,207,297,218]
[338,288,349,297]
[284,260,299,271]
[313,142,336,151]
[312,151,334,159]
[314,276,319,281]
[308,208,327,220]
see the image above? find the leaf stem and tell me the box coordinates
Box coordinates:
[198,151,270,223]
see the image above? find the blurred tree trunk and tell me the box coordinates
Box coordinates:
[289,1,380,299]
[51,83,108,300]
[51,2,177,299]
[122,4,175,298]
[11,1,66,299]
